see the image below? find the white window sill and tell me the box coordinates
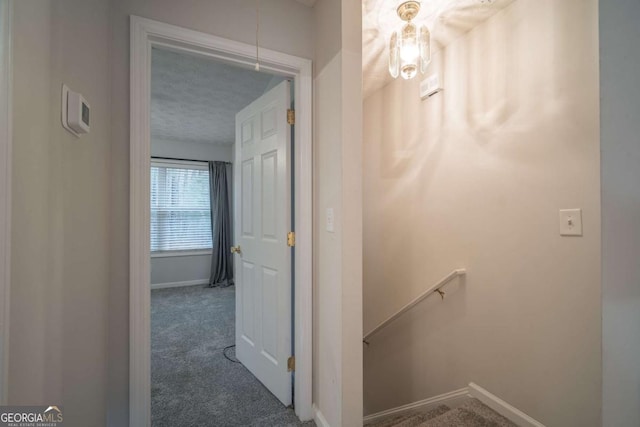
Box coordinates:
[151,250,213,258]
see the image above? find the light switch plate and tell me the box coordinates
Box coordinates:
[559,209,583,236]
[326,208,334,233]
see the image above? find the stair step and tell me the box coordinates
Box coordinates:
[366,405,450,427]
[365,414,413,427]
[392,405,450,427]
[417,399,517,427]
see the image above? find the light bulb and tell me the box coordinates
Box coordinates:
[399,22,419,80]
[400,43,418,62]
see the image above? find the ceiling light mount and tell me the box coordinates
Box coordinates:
[397,1,421,21]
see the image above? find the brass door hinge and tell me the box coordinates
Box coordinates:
[287,231,295,247]
[287,356,295,372]
[287,109,295,125]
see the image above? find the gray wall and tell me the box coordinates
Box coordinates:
[10,0,362,424]
[363,1,601,425]
[12,1,630,426]
[11,0,55,405]
[600,1,640,425]
[108,1,313,424]
[11,0,111,424]
[150,139,231,287]
[150,253,211,287]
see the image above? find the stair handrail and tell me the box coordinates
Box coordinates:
[363,268,466,344]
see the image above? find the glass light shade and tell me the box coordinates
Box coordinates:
[419,25,431,73]
[389,31,400,78]
[388,22,431,80]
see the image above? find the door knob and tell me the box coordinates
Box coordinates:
[230,245,241,254]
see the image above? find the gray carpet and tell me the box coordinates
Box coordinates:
[366,399,518,427]
[365,405,450,427]
[419,399,517,427]
[151,285,314,427]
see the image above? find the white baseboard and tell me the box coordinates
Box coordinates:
[363,387,470,425]
[150,279,208,290]
[313,404,330,427]
[468,383,545,427]
[363,383,545,427]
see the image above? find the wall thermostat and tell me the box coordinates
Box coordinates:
[62,84,90,137]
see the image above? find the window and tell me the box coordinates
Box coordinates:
[150,160,212,252]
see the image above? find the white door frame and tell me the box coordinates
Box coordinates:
[0,0,13,405]
[129,16,313,426]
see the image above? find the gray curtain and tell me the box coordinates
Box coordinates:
[208,161,233,287]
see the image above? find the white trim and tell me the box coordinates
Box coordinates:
[313,405,331,427]
[60,84,81,138]
[468,383,546,427]
[0,0,12,405]
[150,250,212,258]
[363,387,470,425]
[151,158,209,170]
[150,279,209,290]
[130,16,314,425]
[363,384,545,427]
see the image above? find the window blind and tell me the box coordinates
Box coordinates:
[150,161,212,252]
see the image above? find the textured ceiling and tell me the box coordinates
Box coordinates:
[363,0,515,98]
[294,0,316,6]
[151,48,282,146]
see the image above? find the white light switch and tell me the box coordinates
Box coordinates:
[326,208,334,233]
[559,209,583,236]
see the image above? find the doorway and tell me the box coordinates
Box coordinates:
[149,46,295,425]
[130,16,313,426]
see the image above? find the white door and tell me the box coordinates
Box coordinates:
[233,81,292,406]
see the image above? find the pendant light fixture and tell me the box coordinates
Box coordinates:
[388,1,431,80]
